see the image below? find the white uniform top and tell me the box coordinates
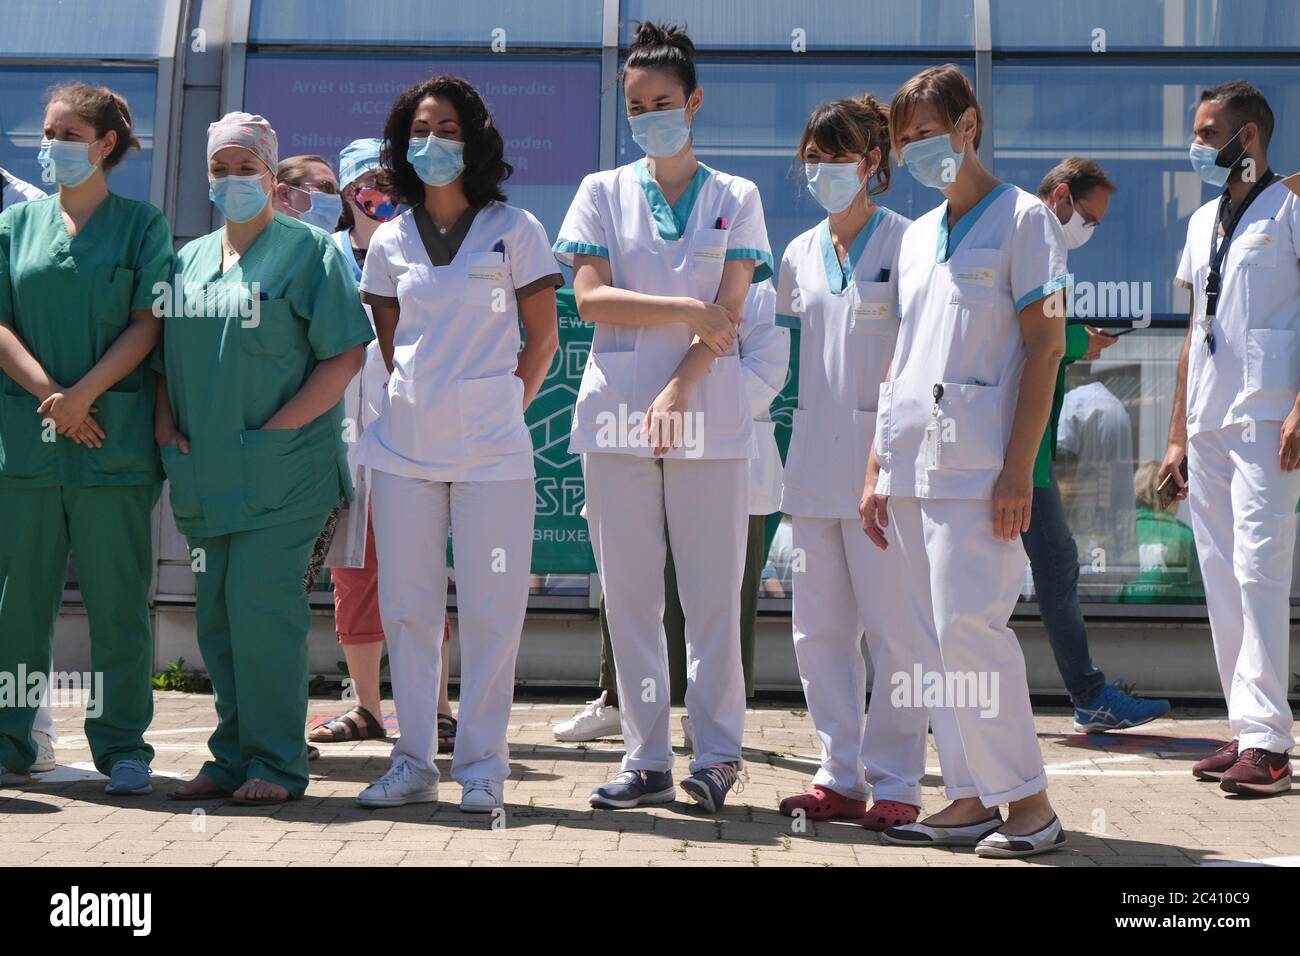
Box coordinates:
[1175,175,1300,438]
[776,206,911,519]
[356,201,559,482]
[0,168,45,209]
[554,159,774,460]
[737,279,789,515]
[876,183,1071,500]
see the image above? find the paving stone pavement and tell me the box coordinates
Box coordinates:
[2,692,1297,867]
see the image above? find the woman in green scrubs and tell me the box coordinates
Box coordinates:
[0,83,172,793]
[156,113,372,806]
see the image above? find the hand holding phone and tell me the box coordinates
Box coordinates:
[1156,456,1190,509]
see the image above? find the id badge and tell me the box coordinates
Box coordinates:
[924,417,941,470]
[850,301,890,331]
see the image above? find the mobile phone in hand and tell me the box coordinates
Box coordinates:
[1156,457,1190,508]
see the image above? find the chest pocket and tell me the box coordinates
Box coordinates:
[948,249,1004,306]
[240,298,300,358]
[849,280,895,334]
[96,267,138,382]
[465,251,509,310]
[1234,220,1280,268]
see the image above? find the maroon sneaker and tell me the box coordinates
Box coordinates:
[1192,739,1238,781]
[1219,748,1292,796]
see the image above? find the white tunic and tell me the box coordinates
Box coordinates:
[554,160,774,460]
[777,206,911,518]
[737,279,789,515]
[357,201,558,483]
[1175,175,1300,438]
[0,168,45,209]
[876,182,1071,500]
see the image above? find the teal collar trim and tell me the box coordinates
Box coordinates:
[635,158,713,241]
[936,182,1013,263]
[818,207,885,294]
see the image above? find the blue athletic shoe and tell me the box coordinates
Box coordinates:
[590,769,675,809]
[1073,682,1170,734]
[681,762,742,814]
[104,759,153,796]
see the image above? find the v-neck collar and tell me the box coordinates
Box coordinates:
[936,181,1013,263]
[216,213,280,279]
[634,158,712,241]
[818,207,885,295]
[54,190,115,247]
[414,202,484,266]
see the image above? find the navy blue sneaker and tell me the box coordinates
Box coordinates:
[590,769,675,809]
[681,762,742,813]
[1074,682,1170,733]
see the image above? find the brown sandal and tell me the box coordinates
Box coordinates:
[168,775,231,801]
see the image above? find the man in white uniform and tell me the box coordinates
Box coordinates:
[1161,81,1300,796]
[0,164,58,774]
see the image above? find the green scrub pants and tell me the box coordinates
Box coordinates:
[189,511,330,799]
[0,483,160,774]
[599,513,767,706]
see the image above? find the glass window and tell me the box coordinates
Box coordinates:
[243,54,601,240]
[0,0,167,59]
[620,0,973,50]
[992,59,1300,322]
[0,67,157,202]
[991,0,1300,50]
[250,0,605,48]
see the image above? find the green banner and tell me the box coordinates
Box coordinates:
[527,288,596,573]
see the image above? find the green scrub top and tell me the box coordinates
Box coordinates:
[1033,322,1090,489]
[160,213,373,538]
[0,193,173,488]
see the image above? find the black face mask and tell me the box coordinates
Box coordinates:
[1213,125,1249,172]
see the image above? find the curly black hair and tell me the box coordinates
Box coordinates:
[380,74,512,207]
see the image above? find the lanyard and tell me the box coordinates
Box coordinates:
[1204,169,1276,318]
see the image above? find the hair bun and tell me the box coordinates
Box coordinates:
[630,20,695,55]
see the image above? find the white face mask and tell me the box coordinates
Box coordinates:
[1057,194,1096,250]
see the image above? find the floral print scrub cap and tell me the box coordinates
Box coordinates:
[206,112,278,171]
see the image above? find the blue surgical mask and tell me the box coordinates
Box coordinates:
[38,138,100,188]
[804,161,866,214]
[903,130,964,190]
[208,172,270,223]
[407,134,465,187]
[1189,127,1245,188]
[297,188,343,231]
[628,108,691,158]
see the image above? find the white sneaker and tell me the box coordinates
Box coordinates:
[553,691,621,742]
[31,731,56,773]
[356,762,439,808]
[681,715,693,753]
[459,778,503,813]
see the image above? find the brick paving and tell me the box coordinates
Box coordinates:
[2,692,1297,867]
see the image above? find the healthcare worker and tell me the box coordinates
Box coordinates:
[555,21,774,813]
[553,279,787,744]
[156,113,372,806]
[308,138,458,753]
[1162,81,1300,796]
[354,76,560,812]
[0,83,171,794]
[274,154,343,233]
[774,94,928,831]
[862,65,1069,857]
[1026,157,1171,732]
[0,160,60,775]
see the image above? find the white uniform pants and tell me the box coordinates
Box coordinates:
[33,685,56,739]
[584,452,748,774]
[889,497,1047,806]
[370,470,534,783]
[791,515,928,805]
[1188,421,1300,754]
